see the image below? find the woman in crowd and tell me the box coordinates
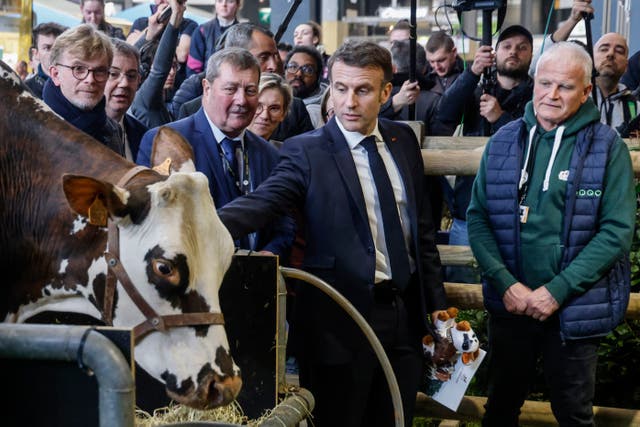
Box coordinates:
[292,21,329,80]
[80,0,125,40]
[249,73,292,148]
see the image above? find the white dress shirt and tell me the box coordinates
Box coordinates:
[336,118,414,284]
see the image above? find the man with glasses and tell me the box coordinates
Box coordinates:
[137,48,295,258]
[44,24,124,155]
[104,39,148,161]
[284,45,327,128]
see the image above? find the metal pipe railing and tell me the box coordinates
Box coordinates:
[259,387,315,426]
[278,267,404,427]
[0,323,135,427]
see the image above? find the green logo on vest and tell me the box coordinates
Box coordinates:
[576,189,602,197]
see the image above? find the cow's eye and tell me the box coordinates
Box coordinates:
[152,259,180,285]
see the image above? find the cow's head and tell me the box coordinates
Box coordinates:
[63,128,241,409]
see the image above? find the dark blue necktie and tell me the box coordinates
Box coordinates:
[361,136,411,288]
[221,137,253,249]
[221,137,241,195]
[221,137,240,176]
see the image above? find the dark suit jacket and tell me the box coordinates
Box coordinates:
[136,108,295,256]
[123,113,148,162]
[218,117,447,363]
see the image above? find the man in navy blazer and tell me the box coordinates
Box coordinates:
[137,47,294,257]
[218,41,447,427]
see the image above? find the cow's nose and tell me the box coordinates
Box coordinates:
[208,375,243,407]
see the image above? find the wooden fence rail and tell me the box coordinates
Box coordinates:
[421,136,640,176]
[415,393,640,426]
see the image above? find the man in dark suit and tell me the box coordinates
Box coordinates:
[104,39,147,161]
[218,40,447,427]
[137,47,294,257]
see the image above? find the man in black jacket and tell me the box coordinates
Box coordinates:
[436,25,534,281]
[25,22,67,99]
[425,30,464,96]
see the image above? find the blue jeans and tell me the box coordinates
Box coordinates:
[445,218,478,283]
[483,314,600,427]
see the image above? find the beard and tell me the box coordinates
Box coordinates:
[497,59,530,81]
[291,78,318,99]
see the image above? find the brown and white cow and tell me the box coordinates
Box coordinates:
[0,61,241,409]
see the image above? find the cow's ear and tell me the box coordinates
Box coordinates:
[62,175,128,227]
[150,126,196,175]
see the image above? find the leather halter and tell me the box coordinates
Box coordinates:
[102,166,225,344]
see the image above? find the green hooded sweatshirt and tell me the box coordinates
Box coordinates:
[467,99,635,305]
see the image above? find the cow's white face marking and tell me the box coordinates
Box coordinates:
[58,259,69,274]
[113,172,238,405]
[70,216,87,235]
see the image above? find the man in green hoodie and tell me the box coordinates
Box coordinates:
[468,42,635,426]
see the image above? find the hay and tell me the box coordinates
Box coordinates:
[135,401,249,426]
[134,400,284,427]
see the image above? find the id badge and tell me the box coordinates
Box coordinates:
[519,205,529,224]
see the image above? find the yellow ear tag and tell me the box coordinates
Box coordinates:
[88,197,109,227]
[152,157,172,176]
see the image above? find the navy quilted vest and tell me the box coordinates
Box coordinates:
[483,119,630,339]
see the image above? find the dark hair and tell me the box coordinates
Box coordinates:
[205,47,260,83]
[32,22,67,48]
[285,45,323,81]
[277,42,292,52]
[391,19,411,33]
[426,30,455,53]
[328,40,393,84]
[221,22,274,50]
[391,39,426,74]
[111,38,140,67]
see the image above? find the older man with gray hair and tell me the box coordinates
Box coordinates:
[137,47,294,257]
[467,41,635,426]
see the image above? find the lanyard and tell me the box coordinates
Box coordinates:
[217,140,251,195]
[518,132,539,205]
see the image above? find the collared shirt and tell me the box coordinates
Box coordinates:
[118,118,134,162]
[203,109,256,248]
[335,118,414,284]
[203,109,246,151]
[203,109,249,186]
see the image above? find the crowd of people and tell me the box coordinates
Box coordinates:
[13,0,640,425]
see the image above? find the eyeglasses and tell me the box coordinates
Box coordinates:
[216,0,237,4]
[108,69,140,82]
[256,103,284,117]
[285,62,315,77]
[56,63,109,82]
